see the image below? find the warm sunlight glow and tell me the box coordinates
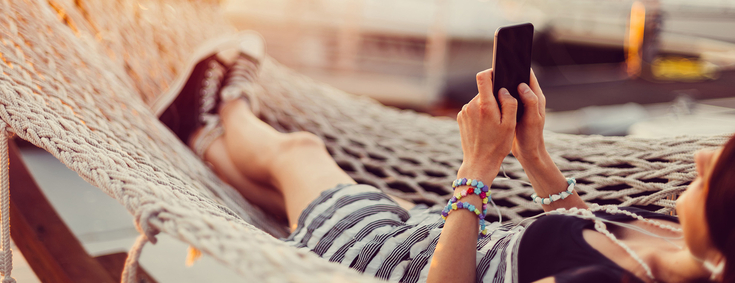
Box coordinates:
[186,246,202,267]
[626,1,645,78]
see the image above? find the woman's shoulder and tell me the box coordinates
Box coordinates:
[521,206,678,233]
[595,206,679,224]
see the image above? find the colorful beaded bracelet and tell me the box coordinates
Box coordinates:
[444,178,493,236]
[531,177,576,205]
[441,201,489,236]
[451,178,491,215]
[448,195,489,217]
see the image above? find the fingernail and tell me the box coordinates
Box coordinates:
[519,83,530,94]
[500,88,510,96]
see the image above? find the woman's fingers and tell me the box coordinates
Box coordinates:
[529,69,541,91]
[458,70,517,168]
[529,69,546,112]
[497,88,518,124]
[517,83,539,119]
[457,103,468,123]
[476,69,498,110]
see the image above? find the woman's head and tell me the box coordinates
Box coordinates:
[677,135,735,282]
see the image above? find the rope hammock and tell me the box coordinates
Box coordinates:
[0,0,729,281]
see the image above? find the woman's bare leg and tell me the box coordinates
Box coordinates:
[197,98,415,230]
[199,136,288,221]
[217,99,356,229]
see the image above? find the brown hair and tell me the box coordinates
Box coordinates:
[705,135,735,282]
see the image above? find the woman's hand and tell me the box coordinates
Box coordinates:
[509,70,588,211]
[457,69,518,179]
[511,69,548,163]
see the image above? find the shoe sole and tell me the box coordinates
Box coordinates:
[151,31,266,117]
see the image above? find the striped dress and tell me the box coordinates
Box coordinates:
[284,184,528,283]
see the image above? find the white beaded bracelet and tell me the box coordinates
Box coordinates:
[531,178,576,205]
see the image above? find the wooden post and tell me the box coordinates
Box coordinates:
[7,140,116,283]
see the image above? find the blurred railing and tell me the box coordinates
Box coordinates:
[223,0,449,108]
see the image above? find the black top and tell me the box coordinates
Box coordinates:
[518,207,679,283]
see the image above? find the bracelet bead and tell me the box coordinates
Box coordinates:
[531,177,576,205]
[441,201,484,221]
[447,178,494,237]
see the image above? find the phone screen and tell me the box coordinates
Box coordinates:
[492,23,534,121]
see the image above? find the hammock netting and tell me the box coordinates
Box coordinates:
[0,0,728,281]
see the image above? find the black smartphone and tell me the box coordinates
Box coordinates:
[492,23,534,121]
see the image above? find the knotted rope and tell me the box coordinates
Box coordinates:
[121,235,149,283]
[0,122,15,283]
[121,191,167,283]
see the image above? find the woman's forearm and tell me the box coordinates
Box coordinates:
[519,150,587,211]
[428,164,498,283]
[427,194,482,283]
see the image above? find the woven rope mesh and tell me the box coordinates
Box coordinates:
[0,0,380,281]
[253,59,729,220]
[0,0,730,281]
[0,0,282,232]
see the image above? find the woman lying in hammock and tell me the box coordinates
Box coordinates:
[156,37,731,283]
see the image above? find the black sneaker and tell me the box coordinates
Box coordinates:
[152,32,266,155]
[220,54,262,116]
[158,56,225,144]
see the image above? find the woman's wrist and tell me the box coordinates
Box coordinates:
[445,177,490,236]
[520,152,569,196]
[520,151,560,179]
[449,188,484,206]
[514,146,554,170]
[457,161,501,183]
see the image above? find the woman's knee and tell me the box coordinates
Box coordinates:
[280,131,326,153]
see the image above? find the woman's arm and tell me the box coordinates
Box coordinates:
[511,70,587,212]
[427,191,485,283]
[516,149,587,212]
[428,69,518,283]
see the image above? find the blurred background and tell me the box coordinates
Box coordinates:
[223,0,735,137]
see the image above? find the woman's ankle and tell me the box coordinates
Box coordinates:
[187,122,225,158]
[219,98,245,120]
